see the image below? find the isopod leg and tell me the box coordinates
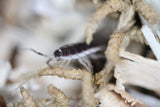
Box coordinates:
[78,58,93,72]
[47,58,53,68]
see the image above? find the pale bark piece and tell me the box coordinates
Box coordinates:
[114,49,160,94]
[95,84,146,107]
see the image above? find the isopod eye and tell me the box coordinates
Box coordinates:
[54,49,62,58]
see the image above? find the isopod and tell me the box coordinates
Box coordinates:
[31,42,104,72]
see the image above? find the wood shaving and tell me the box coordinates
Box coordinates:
[95,84,146,107]
[114,48,160,94]
[141,25,160,61]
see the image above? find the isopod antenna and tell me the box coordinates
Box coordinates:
[29,48,54,68]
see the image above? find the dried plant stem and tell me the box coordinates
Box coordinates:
[48,84,69,107]
[122,27,147,48]
[126,27,147,44]
[95,63,113,87]
[40,68,96,107]
[135,0,159,24]
[20,87,37,107]
[39,68,84,80]
[95,33,125,88]
[82,71,95,107]
[116,5,135,32]
[105,32,125,64]
[85,0,126,44]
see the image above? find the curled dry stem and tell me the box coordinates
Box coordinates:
[48,84,69,107]
[39,67,96,107]
[116,5,135,32]
[135,0,159,25]
[122,26,147,49]
[95,62,113,87]
[20,87,37,107]
[95,33,125,88]
[105,32,125,64]
[85,0,126,44]
[82,71,95,107]
[126,27,147,44]
[39,67,84,80]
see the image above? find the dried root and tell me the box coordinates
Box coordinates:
[125,27,147,45]
[82,71,95,107]
[94,63,113,87]
[40,67,96,107]
[85,0,126,44]
[85,0,158,44]
[121,26,147,49]
[116,5,135,32]
[20,87,37,107]
[105,32,125,64]
[135,0,159,24]
[48,84,69,107]
[95,32,125,87]
[39,67,84,80]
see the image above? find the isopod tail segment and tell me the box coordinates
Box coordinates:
[30,48,54,68]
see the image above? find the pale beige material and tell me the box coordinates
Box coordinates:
[20,87,37,107]
[135,0,159,24]
[116,5,135,32]
[95,84,146,107]
[114,48,160,94]
[48,84,69,107]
